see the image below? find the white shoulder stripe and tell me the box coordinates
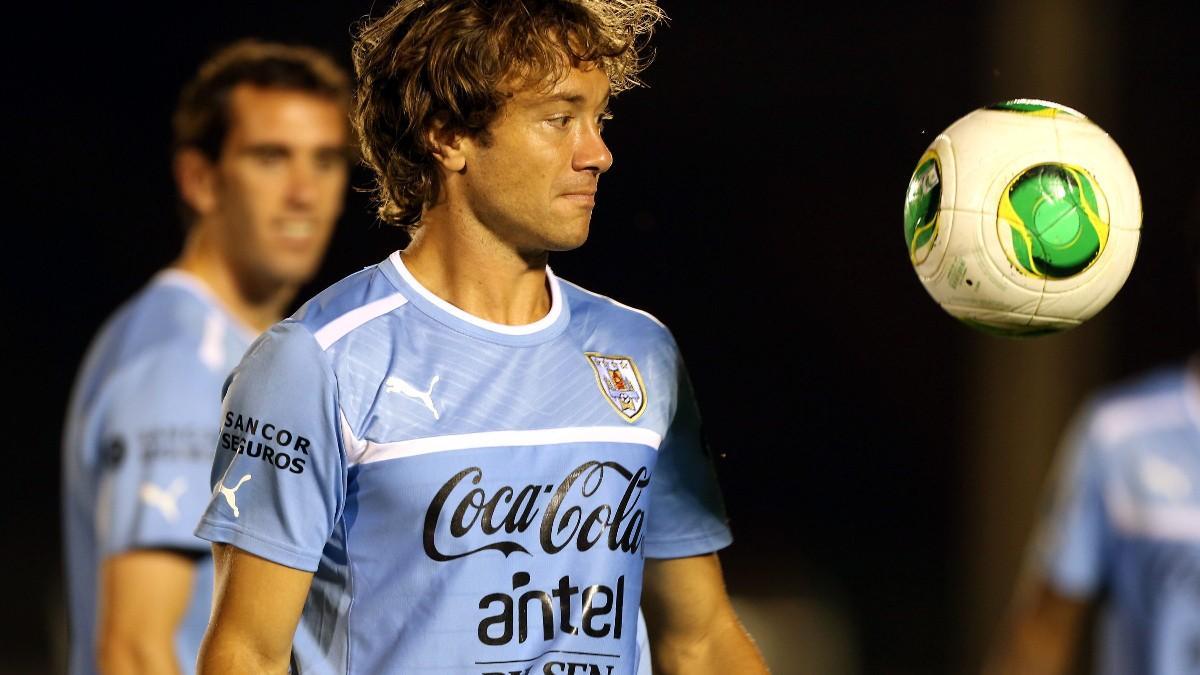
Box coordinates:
[341,409,368,464]
[348,426,663,466]
[198,311,226,371]
[1107,481,1200,542]
[313,293,408,350]
[1093,394,1186,446]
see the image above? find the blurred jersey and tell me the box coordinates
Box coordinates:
[62,270,253,675]
[195,253,731,674]
[1039,364,1200,675]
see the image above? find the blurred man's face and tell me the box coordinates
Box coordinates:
[210,84,348,287]
[456,63,613,254]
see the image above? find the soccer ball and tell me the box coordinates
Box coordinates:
[903,99,1141,336]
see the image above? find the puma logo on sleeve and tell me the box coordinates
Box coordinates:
[138,477,187,522]
[217,474,253,518]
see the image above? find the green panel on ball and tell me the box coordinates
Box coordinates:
[997,164,1109,279]
[986,99,1085,118]
[904,150,941,263]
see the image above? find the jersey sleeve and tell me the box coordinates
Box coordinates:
[1034,404,1111,598]
[95,345,227,557]
[642,351,733,559]
[194,321,346,572]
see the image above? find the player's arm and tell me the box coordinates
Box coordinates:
[987,403,1105,675]
[97,549,198,675]
[195,324,346,673]
[93,347,233,674]
[197,543,314,674]
[641,553,769,674]
[984,579,1090,675]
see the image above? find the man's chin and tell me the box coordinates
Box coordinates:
[543,221,591,252]
[544,236,588,253]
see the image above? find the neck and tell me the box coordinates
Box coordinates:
[402,203,552,326]
[174,223,298,333]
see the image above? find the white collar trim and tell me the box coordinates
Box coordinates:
[388,251,564,336]
[154,268,259,340]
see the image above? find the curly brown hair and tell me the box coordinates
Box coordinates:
[352,0,665,231]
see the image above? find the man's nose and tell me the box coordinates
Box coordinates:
[286,161,319,206]
[574,123,613,175]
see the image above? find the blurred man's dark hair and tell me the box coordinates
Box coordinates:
[172,40,353,225]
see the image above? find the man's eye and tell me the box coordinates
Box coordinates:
[315,151,347,171]
[547,115,572,129]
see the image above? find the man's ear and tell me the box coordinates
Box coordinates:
[427,115,467,173]
[174,148,218,216]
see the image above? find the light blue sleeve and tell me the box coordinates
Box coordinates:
[194,321,346,572]
[642,352,733,559]
[1037,405,1109,598]
[96,346,226,556]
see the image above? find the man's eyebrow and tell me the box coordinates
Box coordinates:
[533,90,611,107]
[241,143,289,154]
[316,146,356,162]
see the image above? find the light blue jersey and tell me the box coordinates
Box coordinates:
[62,270,254,675]
[1039,364,1200,675]
[196,252,732,674]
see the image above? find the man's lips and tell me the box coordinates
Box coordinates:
[275,219,323,246]
[560,189,597,204]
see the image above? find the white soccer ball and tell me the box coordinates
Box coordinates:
[903,99,1141,336]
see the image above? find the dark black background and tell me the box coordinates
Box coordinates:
[8,2,1198,672]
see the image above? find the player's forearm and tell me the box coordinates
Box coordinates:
[652,616,769,675]
[201,545,314,674]
[97,632,183,675]
[984,582,1086,675]
[984,621,1074,675]
[197,631,290,675]
[98,550,198,675]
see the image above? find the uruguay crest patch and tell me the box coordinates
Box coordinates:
[585,352,647,422]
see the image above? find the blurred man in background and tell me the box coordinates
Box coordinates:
[61,40,351,675]
[987,352,1200,674]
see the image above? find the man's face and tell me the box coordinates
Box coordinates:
[209,84,349,287]
[457,64,613,253]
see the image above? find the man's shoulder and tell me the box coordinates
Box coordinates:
[558,277,676,348]
[119,274,219,343]
[1087,364,1193,447]
[288,261,411,352]
[81,274,230,383]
